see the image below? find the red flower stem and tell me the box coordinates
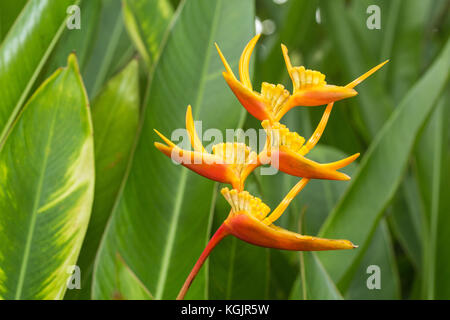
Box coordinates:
[176,223,229,300]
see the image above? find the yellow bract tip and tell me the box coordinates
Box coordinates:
[215,42,236,78]
[346,59,389,89]
[239,34,260,90]
[154,129,176,148]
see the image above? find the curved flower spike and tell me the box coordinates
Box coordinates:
[216,34,388,122]
[260,120,360,180]
[154,106,260,190]
[176,181,356,299]
[221,185,356,250]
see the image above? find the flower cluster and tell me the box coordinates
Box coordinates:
[154,35,387,299]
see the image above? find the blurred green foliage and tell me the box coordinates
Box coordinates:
[0,0,448,300]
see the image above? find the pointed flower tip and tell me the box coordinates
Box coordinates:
[342,87,358,98]
[154,141,171,155]
[154,129,176,148]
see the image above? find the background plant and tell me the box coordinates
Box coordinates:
[0,0,448,300]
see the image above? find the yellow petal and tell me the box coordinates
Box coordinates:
[239,33,260,90]
[346,60,389,89]
[268,148,356,181]
[185,105,206,153]
[154,142,240,187]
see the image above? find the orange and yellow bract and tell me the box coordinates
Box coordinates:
[153,35,387,300]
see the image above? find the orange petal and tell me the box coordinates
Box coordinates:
[223,72,272,121]
[268,148,358,180]
[216,40,272,121]
[154,142,239,186]
[277,85,357,120]
[224,213,356,251]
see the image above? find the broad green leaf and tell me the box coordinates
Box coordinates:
[434,99,450,299]
[290,252,343,300]
[0,54,94,300]
[67,59,140,299]
[256,0,317,84]
[39,0,103,80]
[385,0,432,103]
[416,94,449,299]
[320,0,392,140]
[93,0,255,300]
[0,0,28,42]
[388,175,423,270]
[83,0,134,99]
[123,0,173,68]
[268,249,298,300]
[110,254,153,300]
[0,0,78,144]
[345,220,401,299]
[348,0,390,62]
[317,39,450,289]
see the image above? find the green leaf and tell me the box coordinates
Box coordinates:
[39,0,103,80]
[0,54,94,300]
[82,0,134,99]
[92,0,255,300]
[385,0,432,102]
[348,0,390,62]
[256,0,317,84]
[320,0,392,140]
[345,220,401,299]
[0,0,28,42]
[0,0,78,144]
[434,98,450,299]
[66,59,140,299]
[290,252,343,300]
[123,0,173,68]
[317,39,450,289]
[110,253,153,300]
[417,94,449,299]
[388,175,423,270]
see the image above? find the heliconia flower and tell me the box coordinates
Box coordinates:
[215,34,388,122]
[154,105,259,190]
[220,186,355,250]
[176,179,356,300]
[260,120,360,180]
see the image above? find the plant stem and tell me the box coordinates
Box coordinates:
[176,223,229,300]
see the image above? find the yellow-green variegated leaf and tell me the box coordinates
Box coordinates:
[68,59,140,300]
[0,54,94,300]
[0,0,79,143]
